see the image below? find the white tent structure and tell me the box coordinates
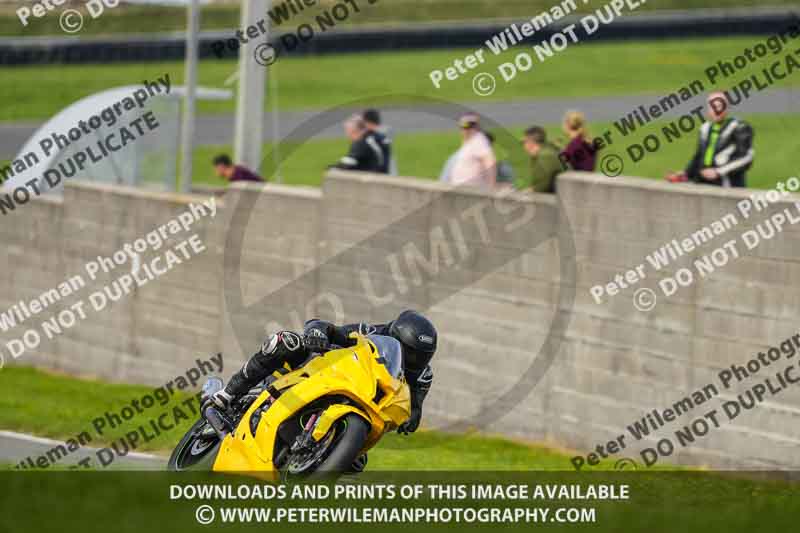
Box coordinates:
[3,0,269,195]
[2,85,230,195]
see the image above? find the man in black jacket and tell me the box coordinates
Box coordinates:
[205,310,437,440]
[363,109,393,174]
[333,114,385,173]
[667,92,754,188]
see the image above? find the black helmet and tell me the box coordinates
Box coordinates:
[388,310,437,372]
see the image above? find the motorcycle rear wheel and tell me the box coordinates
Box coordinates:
[167,419,221,471]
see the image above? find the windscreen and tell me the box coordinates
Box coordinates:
[368,334,404,378]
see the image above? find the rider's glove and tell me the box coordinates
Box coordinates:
[202,389,233,413]
[303,327,330,353]
[397,407,422,435]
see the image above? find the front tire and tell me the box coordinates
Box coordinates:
[284,414,369,478]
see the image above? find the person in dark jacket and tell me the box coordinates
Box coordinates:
[333,115,385,173]
[666,92,754,188]
[363,109,393,174]
[213,154,264,183]
[559,111,597,171]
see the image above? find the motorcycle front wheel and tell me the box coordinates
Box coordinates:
[283,413,369,478]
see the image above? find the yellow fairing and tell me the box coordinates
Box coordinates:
[213,334,410,478]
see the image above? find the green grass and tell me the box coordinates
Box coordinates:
[0,365,594,470]
[1,1,794,37]
[373,430,586,470]
[189,113,798,191]
[5,367,800,533]
[0,366,199,454]
[2,36,799,121]
[190,129,462,188]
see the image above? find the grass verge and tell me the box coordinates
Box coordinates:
[2,36,799,121]
[1,365,599,470]
[4,366,800,533]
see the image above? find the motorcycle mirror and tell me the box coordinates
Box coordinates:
[202,377,224,399]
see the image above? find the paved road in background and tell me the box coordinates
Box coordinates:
[0,430,164,470]
[1,89,797,159]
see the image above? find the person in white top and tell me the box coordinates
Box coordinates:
[443,114,497,188]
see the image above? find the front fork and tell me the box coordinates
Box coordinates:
[291,413,321,455]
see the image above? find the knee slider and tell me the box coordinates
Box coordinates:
[261,331,302,356]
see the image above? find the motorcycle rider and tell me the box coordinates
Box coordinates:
[205,310,437,437]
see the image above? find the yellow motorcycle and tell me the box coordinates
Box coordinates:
[168,333,411,479]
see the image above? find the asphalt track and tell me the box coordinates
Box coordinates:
[1,89,797,159]
[0,430,164,471]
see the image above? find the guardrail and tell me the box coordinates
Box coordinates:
[0,7,796,65]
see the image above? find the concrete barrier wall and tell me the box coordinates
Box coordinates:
[1,182,226,384]
[218,182,323,365]
[316,172,563,441]
[556,173,800,468]
[0,195,66,373]
[2,171,800,468]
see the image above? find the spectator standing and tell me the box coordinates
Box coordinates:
[559,111,597,171]
[213,154,264,183]
[516,126,562,193]
[363,109,395,175]
[666,92,753,188]
[333,114,384,173]
[442,114,496,188]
